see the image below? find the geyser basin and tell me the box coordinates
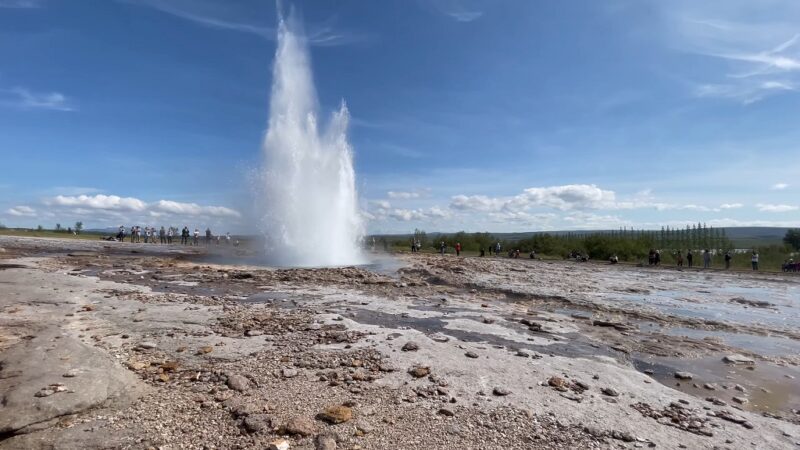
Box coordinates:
[257,13,365,267]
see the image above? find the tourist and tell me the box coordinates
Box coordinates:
[703,249,711,269]
[193,228,199,246]
[144,227,150,244]
[117,225,125,242]
[181,226,188,245]
[648,249,655,266]
[205,228,212,246]
[654,250,661,266]
[440,241,446,255]
[480,247,485,257]
[216,235,220,245]
[609,254,619,264]
[226,232,231,245]
[167,226,173,244]
[455,242,461,256]
[495,242,501,256]
[686,250,693,268]
[530,250,536,259]
[159,226,166,244]
[751,250,759,271]
[724,251,732,270]
[410,239,416,253]
[676,251,683,267]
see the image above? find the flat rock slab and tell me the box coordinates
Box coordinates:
[0,331,146,435]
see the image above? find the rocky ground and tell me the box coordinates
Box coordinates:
[0,236,798,449]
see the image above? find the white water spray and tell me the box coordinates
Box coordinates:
[257,14,365,267]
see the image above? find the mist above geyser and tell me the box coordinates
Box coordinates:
[257,14,365,267]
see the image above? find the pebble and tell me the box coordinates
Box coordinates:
[137,341,157,349]
[268,439,290,450]
[284,416,316,436]
[438,407,455,417]
[282,368,299,378]
[674,371,693,380]
[226,374,251,392]
[408,366,430,378]
[401,341,419,352]
[464,351,479,359]
[492,387,511,396]
[601,387,620,397]
[732,396,749,404]
[319,405,352,424]
[723,354,755,365]
[245,329,264,337]
[243,414,273,433]
[314,434,337,450]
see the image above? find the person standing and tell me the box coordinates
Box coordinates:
[455,242,462,256]
[439,241,446,255]
[225,232,231,245]
[703,249,711,269]
[751,250,759,271]
[724,251,732,270]
[676,251,684,267]
[180,226,187,245]
[205,228,212,246]
[167,226,173,244]
[159,226,166,244]
[193,228,199,246]
[495,242,501,256]
[686,250,693,268]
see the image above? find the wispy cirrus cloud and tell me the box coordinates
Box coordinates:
[123,0,367,47]
[659,1,800,104]
[0,87,75,111]
[0,0,41,8]
[426,0,484,22]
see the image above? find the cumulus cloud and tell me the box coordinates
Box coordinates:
[756,203,798,212]
[386,207,450,222]
[451,184,616,212]
[771,183,789,190]
[719,203,744,209]
[371,200,392,209]
[48,194,147,211]
[152,200,240,218]
[7,205,36,217]
[39,194,240,221]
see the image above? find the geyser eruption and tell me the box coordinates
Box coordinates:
[258,14,365,267]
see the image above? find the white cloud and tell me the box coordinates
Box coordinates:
[756,203,798,212]
[371,200,392,209]
[451,184,617,212]
[771,183,789,190]
[719,203,743,209]
[7,205,36,217]
[386,206,451,222]
[152,200,241,218]
[428,0,484,22]
[658,1,800,103]
[0,0,40,7]
[48,194,147,211]
[126,0,366,46]
[0,88,75,111]
[387,191,421,199]
[41,194,240,220]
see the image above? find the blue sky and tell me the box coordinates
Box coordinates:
[1,0,798,233]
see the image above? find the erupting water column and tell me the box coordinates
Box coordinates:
[258,14,365,267]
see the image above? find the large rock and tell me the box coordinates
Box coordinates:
[0,332,146,436]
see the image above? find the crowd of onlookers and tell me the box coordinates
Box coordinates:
[114,226,237,246]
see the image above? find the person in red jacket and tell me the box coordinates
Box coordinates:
[455,242,462,256]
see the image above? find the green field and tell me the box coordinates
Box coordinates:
[0,228,106,241]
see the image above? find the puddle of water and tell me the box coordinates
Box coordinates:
[661,327,800,357]
[633,354,800,417]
